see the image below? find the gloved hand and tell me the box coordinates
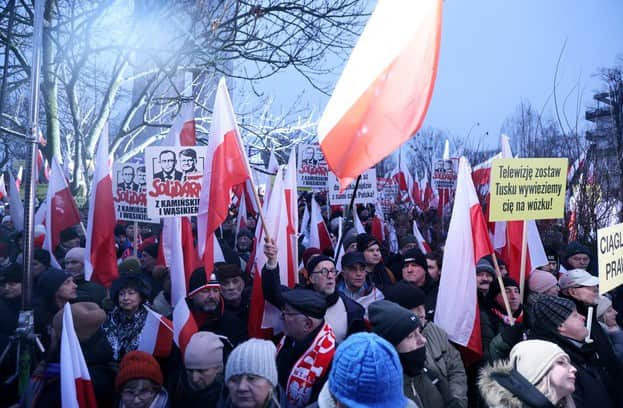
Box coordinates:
[501,322,525,346]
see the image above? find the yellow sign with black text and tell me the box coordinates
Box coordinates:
[598,223,623,294]
[488,158,567,221]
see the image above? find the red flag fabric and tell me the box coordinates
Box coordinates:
[309,195,333,253]
[318,0,442,189]
[43,158,81,266]
[138,307,174,358]
[412,221,432,254]
[161,217,199,306]
[173,298,198,355]
[85,127,118,287]
[198,78,251,273]
[435,157,493,365]
[60,304,98,408]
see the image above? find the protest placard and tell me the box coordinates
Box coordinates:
[328,168,377,205]
[377,176,399,215]
[145,146,208,217]
[488,158,567,222]
[432,159,458,190]
[297,143,329,189]
[598,223,623,294]
[112,162,158,222]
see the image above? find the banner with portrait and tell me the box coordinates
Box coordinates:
[112,161,158,222]
[297,143,329,189]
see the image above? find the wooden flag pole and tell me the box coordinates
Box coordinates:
[490,252,515,326]
[133,221,139,256]
[518,220,529,299]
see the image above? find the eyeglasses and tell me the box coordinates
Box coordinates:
[310,268,337,277]
[121,388,156,400]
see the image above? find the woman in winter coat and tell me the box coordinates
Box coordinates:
[479,340,576,408]
[596,295,623,362]
[103,273,152,361]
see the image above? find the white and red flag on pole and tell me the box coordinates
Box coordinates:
[60,303,98,408]
[43,157,82,267]
[165,102,196,146]
[284,149,299,287]
[198,78,252,274]
[0,174,7,200]
[173,298,198,355]
[435,157,493,365]
[7,171,24,232]
[309,194,333,253]
[412,221,432,254]
[248,167,290,338]
[15,165,23,191]
[353,208,366,234]
[85,126,118,287]
[138,307,173,358]
[317,0,442,189]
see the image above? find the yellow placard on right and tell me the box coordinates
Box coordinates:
[598,223,623,294]
[488,158,567,222]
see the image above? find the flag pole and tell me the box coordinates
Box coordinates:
[518,220,529,299]
[490,252,515,325]
[334,174,362,264]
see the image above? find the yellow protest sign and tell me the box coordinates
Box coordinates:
[598,223,623,294]
[488,158,567,221]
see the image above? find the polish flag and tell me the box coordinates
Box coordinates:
[309,195,333,253]
[353,208,366,234]
[248,167,290,338]
[8,171,24,232]
[421,169,434,211]
[43,158,81,267]
[161,216,199,306]
[164,102,196,146]
[235,191,248,242]
[197,78,252,275]
[0,174,6,200]
[300,203,310,238]
[318,0,442,189]
[138,308,173,358]
[435,157,493,365]
[284,149,299,287]
[60,304,98,408]
[391,157,415,204]
[15,166,23,191]
[173,298,198,355]
[84,127,118,287]
[412,221,432,254]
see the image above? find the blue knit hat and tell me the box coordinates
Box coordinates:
[329,332,408,408]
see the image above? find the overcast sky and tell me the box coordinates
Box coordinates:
[250,0,623,149]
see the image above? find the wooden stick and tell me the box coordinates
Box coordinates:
[490,252,515,326]
[519,220,528,299]
[133,221,138,256]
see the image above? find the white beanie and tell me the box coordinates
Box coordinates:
[596,296,613,321]
[184,331,223,370]
[225,338,278,387]
[65,247,86,262]
[510,340,568,385]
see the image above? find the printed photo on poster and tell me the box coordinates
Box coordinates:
[113,162,158,223]
[297,143,329,189]
[145,146,208,217]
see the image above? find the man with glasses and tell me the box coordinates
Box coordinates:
[261,238,365,344]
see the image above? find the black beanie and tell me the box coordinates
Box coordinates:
[306,255,334,274]
[401,248,428,272]
[60,227,79,243]
[188,267,220,296]
[369,300,422,346]
[488,276,519,301]
[0,263,22,284]
[532,295,576,335]
[38,268,70,301]
[356,233,379,252]
[564,241,591,261]
[34,248,52,267]
[142,243,158,259]
[383,281,427,310]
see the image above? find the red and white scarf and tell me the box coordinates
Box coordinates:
[277,322,336,407]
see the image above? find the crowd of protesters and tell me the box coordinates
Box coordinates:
[0,191,621,408]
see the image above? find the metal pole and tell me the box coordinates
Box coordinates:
[333,174,361,264]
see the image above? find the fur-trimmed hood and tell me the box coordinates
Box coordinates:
[479,361,556,408]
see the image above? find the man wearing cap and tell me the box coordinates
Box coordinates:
[262,239,365,344]
[235,228,254,270]
[277,288,336,407]
[559,268,623,391]
[187,267,247,349]
[64,247,107,306]
[167,331,224,407]
[54,226,82,261]
[562,241,592,272]
[356,233,396,290]
[370,299,456,408]
[215,263,251,324]
[529,295,618,407]
[384,281,468,407]
[476,257,495,298]
[400,248,439,321]
[336,251,383,317]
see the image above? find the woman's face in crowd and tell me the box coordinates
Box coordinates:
[603,306,618,328]
[227,374,273,408]
[363,244,382,266]
[547,356,577,398]
[120,379,158,408]
[118,287,142,314]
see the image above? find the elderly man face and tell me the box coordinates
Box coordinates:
[122,166,135,184]
[567,253,590,270]
[64,254,84,279]
[159,151,176,173]
[309,260,336,295]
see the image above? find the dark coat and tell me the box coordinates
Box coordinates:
[167,371,224,408]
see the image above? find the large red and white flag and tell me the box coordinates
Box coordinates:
[412,221,432,254]
[84,127,118,287]
[60,304,98,408]
[198,78,252,273]
[43,158,81,267]
[309,195,333,253]
[371,204,386,243]
[8,171,24,232]
[393,156,415,204]
[248,167,290,338]
[173,298,198,355]
[138,307,173,358]
[318,0,442,189]
[284,149,299,287]
[435,157,493,365]
[161,216,199,305]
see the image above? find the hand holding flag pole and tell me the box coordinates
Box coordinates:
[490,252,515,326]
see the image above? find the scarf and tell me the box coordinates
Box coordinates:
[277,322,335,407]
[490,306,523,326]
[103,305,148,360]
